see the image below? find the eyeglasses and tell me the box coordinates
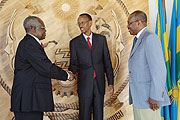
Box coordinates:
[77,20,89,26]
[37,26,46,29]
[127,20,139,25]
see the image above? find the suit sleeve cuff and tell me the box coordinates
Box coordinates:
[66,71,70,79]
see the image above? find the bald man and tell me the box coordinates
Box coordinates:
[127,10,170,120]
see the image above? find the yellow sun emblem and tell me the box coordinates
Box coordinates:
[171,82,179,106]
[52,0,79,21]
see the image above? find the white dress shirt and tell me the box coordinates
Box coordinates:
[83,32,93,45]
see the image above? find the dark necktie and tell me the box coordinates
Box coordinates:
[132,37,137,50]
[87,37,96,78]
[41,43,44,48]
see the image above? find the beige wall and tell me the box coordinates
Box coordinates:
[0,0,148,119]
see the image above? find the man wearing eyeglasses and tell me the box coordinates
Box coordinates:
[127,10,170,120]
[69,13,114,120]
[10,16,73,120]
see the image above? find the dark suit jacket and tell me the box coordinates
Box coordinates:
[69,33,114,97]
[11,34,68,112]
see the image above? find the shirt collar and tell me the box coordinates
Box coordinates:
[83,32,92,41]
[28,33,42,45]
[136,27,146,38]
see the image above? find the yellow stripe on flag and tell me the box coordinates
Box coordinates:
[177,25,180,54]
[161,116,164,120]
[163,31,169,62]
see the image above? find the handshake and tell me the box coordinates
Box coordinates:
[66,70,75,81]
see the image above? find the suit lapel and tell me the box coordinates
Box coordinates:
[79,33,98,51]
[130,28,148,58]
[79,33,91,50]
[26,34,44,50]
[92,33,98,51]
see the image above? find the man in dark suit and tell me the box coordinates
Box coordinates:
[10,16,73,120]
[69,13,114,120]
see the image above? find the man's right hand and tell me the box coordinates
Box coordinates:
[147,97,159,111]
[67,70,74,81]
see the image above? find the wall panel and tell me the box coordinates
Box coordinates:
[0,0,149,119]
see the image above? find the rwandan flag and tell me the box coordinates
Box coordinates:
[177,0,180,119]
[155,0,171,120]
[169,0,180,119]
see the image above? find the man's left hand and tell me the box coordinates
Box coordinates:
[108,85,114,96]
[147,97,159,111]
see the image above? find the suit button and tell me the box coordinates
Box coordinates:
[129,71,131,73]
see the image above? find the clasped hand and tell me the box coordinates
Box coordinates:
[66,70,75,81]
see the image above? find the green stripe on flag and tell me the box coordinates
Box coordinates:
[166,60,172,95]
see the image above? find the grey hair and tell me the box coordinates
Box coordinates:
[23,16,41,33]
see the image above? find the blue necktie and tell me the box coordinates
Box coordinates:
[132,37,137,50]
